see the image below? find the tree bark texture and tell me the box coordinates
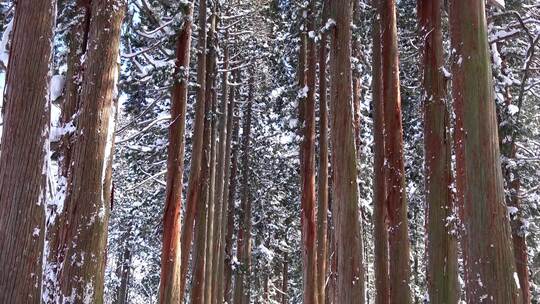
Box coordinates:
[301,2,319,303]
[329,2,365,303]
[158,3,193,303]
[179,0,207,299]
[371,7,390,304]
[380,0,412,302]
[450,0,522,302]
[56,2,124,303]
[0,0,55,302]
[418,0,459,303]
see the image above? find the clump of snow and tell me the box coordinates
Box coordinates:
[0,20,13,68]
[49,75,65,102]
[508,104,519,116]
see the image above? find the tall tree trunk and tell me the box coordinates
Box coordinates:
[371,6,390,304]
[204,12,218,304]
[233,76,254,304]
[224,71,241,303]
[212,33,230,304]
[418,0,458,303]
[179,0,207,299]
[158,3,193,303]
[301,1,318,303]
[450,0,522,302]
[316,2,329,303]
[57,1,124,302]
[329,2,364,303]
[380,0,411,302]
[0,0,54,302]
[45,3,92,300]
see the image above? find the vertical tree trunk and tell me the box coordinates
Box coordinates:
[301,1,319,303]
[371,5,390,303]
[115,245,131,304]
[57,1,124,302]
[224,72,241,303]
[281,253,289,304]
[450,0,522,302]
[380,0,411,302]
[329,2,365,303]
[45,4,92,299]
[204,12,218,303]
[211,32,229,304]
[0,0,54,302]
[316,2,329,303]
[418,0,458,303]
[158,3,193,303]
[179,0,207,299]
[233,76,254,304]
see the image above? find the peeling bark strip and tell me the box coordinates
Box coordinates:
[158,2,193,303]
[449,0,522,302]
[371,6,390,304]
[418,0,458,302]
[179,0,207,299]
[57,1,125,303]
[300,0,318,303]
[329,1,364,303]
[380,0,411,302]
[0,0,55,302]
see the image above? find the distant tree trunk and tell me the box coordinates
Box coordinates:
[204,12,218,304]
[179,0,207,299]
[281,253,289,304]
[301,1,319,303]
[223,71,241,304]
[0,0,54,302]
[158,3,193,303]
[316,2,329,303]
[418,0,458,303]
[329,2,364,303]
[192,14,218,303]
[233,76,254,304]
[497,46,531,304]
[380,0,411,302]
[371,6,390,304]
[449,0,522,302]
[212,33,230,304]
[57,1,124,302]
[115,245,131,304]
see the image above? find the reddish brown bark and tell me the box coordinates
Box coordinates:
[57,1,124,302]
[316,2,329,303]
[0,0,54,302]
[380,0,411,302]
[45,2,92,300]
[158,3,193,303]
[329,2,364,303]
[233,75,254,304]
[179,0,207,299]
[203,12,218,303]
[300,2,319,303]
[371,6,390,303]
[449,0,522,302]
[418,0,458,303]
